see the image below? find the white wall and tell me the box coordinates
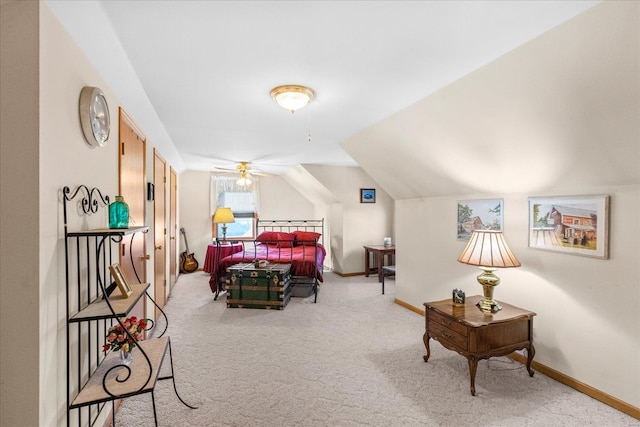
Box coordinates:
[40,5,125,425]
[344,1,639,410]
[304,165,394,274]
[178,170,212,267]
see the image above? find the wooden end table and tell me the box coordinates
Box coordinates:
[363,245,395,282]
[423,295,536,396]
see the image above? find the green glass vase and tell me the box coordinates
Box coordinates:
[109,195,129,229]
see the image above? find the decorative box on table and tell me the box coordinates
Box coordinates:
[226,263,292,310]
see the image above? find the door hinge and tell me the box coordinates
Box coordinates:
[121,142,125,156]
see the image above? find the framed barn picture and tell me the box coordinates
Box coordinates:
[528,195,609,259]
[457,199,503,241]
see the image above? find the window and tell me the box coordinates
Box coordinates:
[211,176,260,240]
[214,192,257,240]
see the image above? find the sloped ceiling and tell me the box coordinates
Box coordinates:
[342,2,639,200]
[45,0,600,176]
[282,165,338,205]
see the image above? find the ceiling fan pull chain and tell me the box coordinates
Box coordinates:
[307,107,312,143]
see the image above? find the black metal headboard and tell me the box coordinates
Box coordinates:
[256,219,324,247]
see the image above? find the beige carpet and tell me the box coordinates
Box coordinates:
[116,271,639,426]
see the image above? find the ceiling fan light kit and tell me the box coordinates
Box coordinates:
[215,161,273,186]
[237,171,252,187]
[237,177,251,186]
[236,162,252,186]
[270,85,314,113]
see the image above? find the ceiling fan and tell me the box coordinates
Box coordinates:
[214,161,271,186]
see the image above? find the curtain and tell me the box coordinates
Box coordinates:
[210,175,261,217]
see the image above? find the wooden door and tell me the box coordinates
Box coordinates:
[153,149,167,319]
[169,167,178,292]
[118,108,147,318]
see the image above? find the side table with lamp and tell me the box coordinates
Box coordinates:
[209,207,242,299]
[423,230,536,396]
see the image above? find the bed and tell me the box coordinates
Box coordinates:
[209,219,326,303]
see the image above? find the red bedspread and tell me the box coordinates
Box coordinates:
[219,243,326,282]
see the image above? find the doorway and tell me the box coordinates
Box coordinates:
[118,108,147,321]
[169,167,178,292]
[153,149,167,319]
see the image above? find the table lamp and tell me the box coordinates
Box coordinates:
[213,207,235,241]
[457,230,521,313]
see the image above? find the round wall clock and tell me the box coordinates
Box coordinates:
[79,86,110,147]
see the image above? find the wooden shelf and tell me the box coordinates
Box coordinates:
[70,283,150,322]
[66,225,149,237]
[70,337,169,409]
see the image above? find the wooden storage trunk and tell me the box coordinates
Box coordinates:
[226,263,292,310]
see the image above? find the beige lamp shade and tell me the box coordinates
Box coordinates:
[457,230,520,312]
[213,207,235,224]
[457,230,521,268]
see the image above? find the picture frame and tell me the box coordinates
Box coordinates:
[452,289,466,306]
[528,195,609,259]
[360,188,376,203]
[109,263,133,298]
[457,199,503,241]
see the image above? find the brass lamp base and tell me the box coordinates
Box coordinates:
[476,267,502,313]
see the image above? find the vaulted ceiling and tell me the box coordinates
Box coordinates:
[47,0,600,176]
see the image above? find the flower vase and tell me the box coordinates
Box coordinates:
[119,349,133,366]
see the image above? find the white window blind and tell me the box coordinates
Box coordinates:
[217,192,255,216]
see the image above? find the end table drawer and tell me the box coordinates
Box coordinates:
[429,321,468,350]
[429,310,468,337]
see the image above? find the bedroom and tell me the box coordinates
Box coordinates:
[0,1,638,426]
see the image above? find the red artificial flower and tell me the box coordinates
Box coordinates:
[103,316,150,353]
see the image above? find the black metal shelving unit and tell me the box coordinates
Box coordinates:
[63,185,195,427]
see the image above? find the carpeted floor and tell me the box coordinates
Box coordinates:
[116,271,639,426]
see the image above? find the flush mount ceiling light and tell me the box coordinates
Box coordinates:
[270,85,314,113]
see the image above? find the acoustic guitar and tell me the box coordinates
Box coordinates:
[179,227,199,273]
